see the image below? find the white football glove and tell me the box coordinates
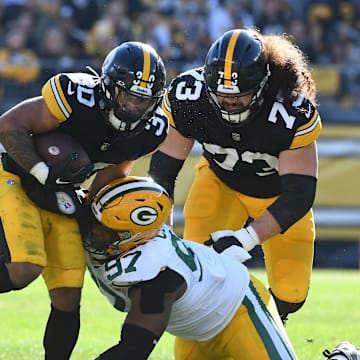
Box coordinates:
[220,245,252,263]
[209,226,260,252]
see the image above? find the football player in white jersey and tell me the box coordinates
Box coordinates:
[83,176,297,360]
[0,42,168,359]
[149,28,322,323]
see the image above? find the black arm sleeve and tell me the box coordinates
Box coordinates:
[136,268,185,313]
[267,174,317,232]
[95,324,158,360]
[95,269,185,360]
[148,150,185,200]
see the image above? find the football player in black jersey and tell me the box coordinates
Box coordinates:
[149,28,322,323]
[0,41,168,359]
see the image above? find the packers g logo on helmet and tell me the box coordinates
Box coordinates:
[87,176,172,257]
[130,206,159,225]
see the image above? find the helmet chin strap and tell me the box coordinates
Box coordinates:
[221,108,251,123]
[209,64,271,125]
[84,232,143,261]
[117,229,160,253]
[118,232,143,245]
[208,91,251,124]
[107,109,141,132]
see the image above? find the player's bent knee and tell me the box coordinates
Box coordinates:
[269,288,306,320]
[49,287,82,312]
[8,262,42,288]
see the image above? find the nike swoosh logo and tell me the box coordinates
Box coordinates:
[56,178,72,185]
[67,82,76,96]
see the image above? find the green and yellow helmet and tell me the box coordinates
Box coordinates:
[84,176,172,258]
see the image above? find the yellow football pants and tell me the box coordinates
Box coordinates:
[183,157,315,304]
[175,275,298,360]
[0,163,85,290]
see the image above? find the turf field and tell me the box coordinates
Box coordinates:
[0,268,359,359]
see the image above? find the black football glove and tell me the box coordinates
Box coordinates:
[205,228,260,252]
[45,152,93,188]
[21,172,92,219]
[204,234,243,253]
[204,230,252,263]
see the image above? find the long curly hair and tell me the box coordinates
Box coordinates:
[255,29,317,105]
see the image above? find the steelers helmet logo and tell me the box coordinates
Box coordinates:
[48,145,61,156]
[55,191,76,215]
[130,206,158,226]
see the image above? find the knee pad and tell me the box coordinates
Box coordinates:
[269,288,306,321]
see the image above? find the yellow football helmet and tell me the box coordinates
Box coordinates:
[84,176,172,258]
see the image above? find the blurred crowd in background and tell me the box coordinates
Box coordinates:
[1,0,360,115]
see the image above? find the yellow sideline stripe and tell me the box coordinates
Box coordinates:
[320,124,360,138]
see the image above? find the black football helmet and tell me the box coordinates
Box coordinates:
[204,29,271,125]
[99,41,166,135]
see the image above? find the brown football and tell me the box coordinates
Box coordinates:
[33,131,91,172]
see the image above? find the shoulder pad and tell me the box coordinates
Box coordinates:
[178,67,204,80]
[291,96,322,148]
[151,106,169,127]
[41,72,98,121]
[63,72,98,88]
[109,228,173,287]
[278,94,316,119]
[137,107,168,153]
[169,67,205,89]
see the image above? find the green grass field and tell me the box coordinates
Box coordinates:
[0,268,359,359]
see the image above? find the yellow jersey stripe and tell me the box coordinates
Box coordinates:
[50,76,72,118]
[224,30,240,86]
[41,75,71,121]
[140,46,151,88]
[295,111,319,136]
[291,113,322,148]
[161,93,175,127]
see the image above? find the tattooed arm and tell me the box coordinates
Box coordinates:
[0,97,59,171]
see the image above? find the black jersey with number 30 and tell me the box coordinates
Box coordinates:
[42,72,168,166]
[162,68,322,198]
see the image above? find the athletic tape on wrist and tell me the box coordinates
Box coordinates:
[246,225,260,244]
[29,161,49,185]
[236,226,260,251]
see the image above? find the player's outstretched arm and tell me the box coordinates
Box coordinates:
[209,142,318,252]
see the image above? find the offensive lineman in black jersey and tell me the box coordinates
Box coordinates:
[0,42,168,359]
[149,29,322,323]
